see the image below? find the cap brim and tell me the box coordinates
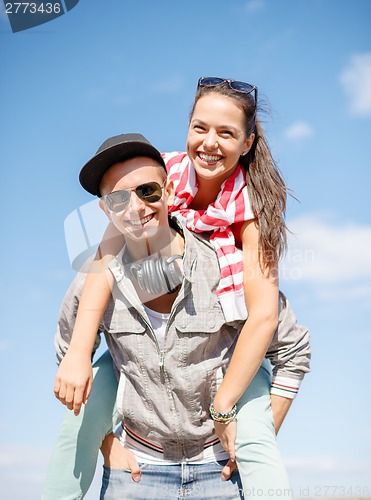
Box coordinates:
[79,141,166,196]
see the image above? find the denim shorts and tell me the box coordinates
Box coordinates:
[100,460,243,499]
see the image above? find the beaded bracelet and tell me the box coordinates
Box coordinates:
[209,403,237,424]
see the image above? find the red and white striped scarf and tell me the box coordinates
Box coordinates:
[163,152,255,321]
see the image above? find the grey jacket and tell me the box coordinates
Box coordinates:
[55,220,310,460]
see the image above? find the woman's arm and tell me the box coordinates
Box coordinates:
[54,262,114,415]
[54,222,123,415]
[214,219,279,412]
[213,219,279,457]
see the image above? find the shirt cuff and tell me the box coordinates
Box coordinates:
[270,375,301,399]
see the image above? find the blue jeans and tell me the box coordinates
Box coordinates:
[100,461,243,499]
[43,353,292,499]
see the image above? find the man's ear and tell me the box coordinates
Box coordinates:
[99,199,112,221]
[165,179,175,208]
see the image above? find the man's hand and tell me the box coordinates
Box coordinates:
[100,433,141,482]
[214,419,237,462]
[53,350,93,416]
[221,458,238,481]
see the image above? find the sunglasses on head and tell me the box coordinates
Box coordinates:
[198,76,258,105]
[101,181,166,213]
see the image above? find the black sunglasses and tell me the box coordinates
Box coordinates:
[101,181,165,213]
[198,76,258,105]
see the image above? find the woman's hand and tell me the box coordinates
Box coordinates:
[214,419,237,462]
[53,350,93,416]
[100,433,141,482]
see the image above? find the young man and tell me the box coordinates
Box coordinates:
[44,134,309,499]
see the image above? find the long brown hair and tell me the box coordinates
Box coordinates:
[189,82,289,270]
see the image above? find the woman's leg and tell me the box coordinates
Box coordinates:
[235,359,293,500]
[42,350,120,500]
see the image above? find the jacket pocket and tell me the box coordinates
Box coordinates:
[103,301,146,335]
[174,303,226,334]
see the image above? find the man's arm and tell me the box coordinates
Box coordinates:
[266,291,311,430]
[270,394,293,434]
[267,292,311,392]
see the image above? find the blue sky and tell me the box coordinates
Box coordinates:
[1,0,371,498]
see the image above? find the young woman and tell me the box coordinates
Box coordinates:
[45,77,310,499]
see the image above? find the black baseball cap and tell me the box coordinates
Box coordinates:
[79,133,167,196]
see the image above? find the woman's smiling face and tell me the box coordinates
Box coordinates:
[186,93,254,185]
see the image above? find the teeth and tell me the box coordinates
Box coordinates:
[130,214,153,226]
[199,153,221,162]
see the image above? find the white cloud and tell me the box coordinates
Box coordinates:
[317,284,371,307]
[83,87,105,101]
[0,340,10,352]
[83,88,131,106]
[151,75,185,94]
[26,285,46,303]
[355,424,371,439]
[355,330,371,345]
[0,445,51,500]
[286,454,371,499]
[0,445,50,468]
[285,455,336,472]
[286,455,371,474]
[340,53,371,117]
[113,95,132,107]
[0,443,104,500]
[244,0,265,12]
[284,121,314,141]
[281,213,371,285]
